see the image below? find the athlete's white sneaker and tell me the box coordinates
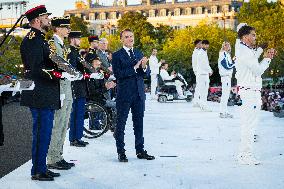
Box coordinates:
[237,153,261,165]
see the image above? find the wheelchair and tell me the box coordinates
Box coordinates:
[156,74,193,103]
[83,79,117,138]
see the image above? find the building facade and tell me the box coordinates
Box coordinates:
[64,0,242,35]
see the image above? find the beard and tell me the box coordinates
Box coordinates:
[40,20,50,33]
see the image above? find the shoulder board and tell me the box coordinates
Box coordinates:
[27,31,36,40]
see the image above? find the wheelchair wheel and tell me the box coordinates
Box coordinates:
[84,101,109,138]
[158,95,167,103]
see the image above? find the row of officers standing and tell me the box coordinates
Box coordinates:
[20,5,116,181]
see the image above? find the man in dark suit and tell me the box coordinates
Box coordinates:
[112,29,155,162]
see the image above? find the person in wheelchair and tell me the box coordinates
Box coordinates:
[159,62,186,99]
[85,53,116,130]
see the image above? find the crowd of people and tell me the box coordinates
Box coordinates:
[1,5,154,181]
[261,87,284,112]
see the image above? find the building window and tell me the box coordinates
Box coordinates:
[110,28,117,35]
[185,8,191,15]
[222,5,229,13]
[159,9,167,17]
[99,12,106,20]
[211,6,218,14]
[90,30,96,35]
[75,14,81,18]
[110,12,117,19]
[89,13,95,20]
[196,7,203,14]
[149,10,156,17]
[174,8,180,16]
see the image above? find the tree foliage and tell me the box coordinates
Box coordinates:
[0,36,23,77]
[70,16,90,37]
[238,0,284,79]
[117,12,155,50]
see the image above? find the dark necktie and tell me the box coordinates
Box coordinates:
[129,49,135,60]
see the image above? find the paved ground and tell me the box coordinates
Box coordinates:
[0,99,284,189]
[0,102,32,178]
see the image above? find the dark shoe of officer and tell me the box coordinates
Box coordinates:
[47,161,71,170]
[31,173,54,181]
[47,169,60,177]
[60,159,75,167]
[70,139,86,147]
[137,150,155,160]
[78,139,89,145]
[118,153,128,162]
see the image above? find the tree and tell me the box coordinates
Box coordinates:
[238,0,284,79]
[0,36,23,77]
[160,21,236,84]
[70,16,90,37]
[117,12,155,50]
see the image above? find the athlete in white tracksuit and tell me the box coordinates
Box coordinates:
[218,42,235,118]
[192,39,202,107]
[160,63,184,98]
[235,25,275,165]
[196,40,213,111]
[149,49,161,99]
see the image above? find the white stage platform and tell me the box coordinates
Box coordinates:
[1,97,284,189]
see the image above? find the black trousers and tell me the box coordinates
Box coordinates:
[0,96,4,145]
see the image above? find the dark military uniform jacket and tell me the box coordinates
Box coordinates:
[67,46,87,99]
[20,27,60,109]
[88,48,97,55]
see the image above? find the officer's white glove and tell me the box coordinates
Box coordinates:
[75,73,83,80]
[108,75,116,81]
[60,94,65,107]
[90,73,104,79]
[61,72,77,81]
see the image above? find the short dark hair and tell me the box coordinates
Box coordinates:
[202,40,209,45]
[120,28,133,39]
[194,39,202,45]
[238,25,255,39]
[161,62,168,67]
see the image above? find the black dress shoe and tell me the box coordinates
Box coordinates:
[31,173,54,181]
[47,169,60,177]
[137,150,155,160]
[60,159,75,167]
[79,140,89,145]
[47,161,71,170]
[70,140,86,147]
[118,153,128,162]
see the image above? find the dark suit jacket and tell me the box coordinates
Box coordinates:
[112,48,149,103]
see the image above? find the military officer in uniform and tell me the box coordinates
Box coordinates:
[68,31,89,147]
[88,35,99,55]
[20,5,61,181]
[47,16,75,170]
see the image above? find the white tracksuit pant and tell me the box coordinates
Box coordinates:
[238,88,261,155]
[150,74,158,99]
[219,76,231,114]
[196,74,210,109]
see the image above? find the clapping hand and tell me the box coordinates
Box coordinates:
[264,48,277,59]
[134,57,148,70]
